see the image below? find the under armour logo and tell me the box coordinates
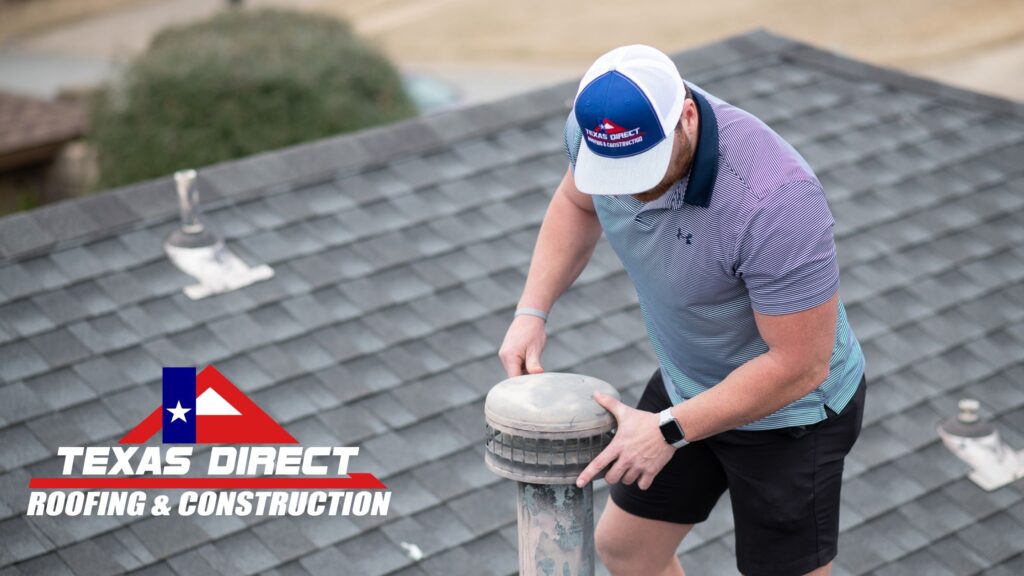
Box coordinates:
[677,229,692,244]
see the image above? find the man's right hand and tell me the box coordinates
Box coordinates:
[498,314,547,377]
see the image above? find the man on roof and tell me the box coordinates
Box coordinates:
[499,45,866,576]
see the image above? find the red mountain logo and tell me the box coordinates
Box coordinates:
[594,118,629,134]
[119,366,297,444]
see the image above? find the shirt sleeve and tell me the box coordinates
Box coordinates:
[734,180,840,315]
[563,111,582,168]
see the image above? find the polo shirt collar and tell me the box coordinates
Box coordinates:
[681,87,719,208]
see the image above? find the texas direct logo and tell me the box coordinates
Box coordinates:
[584,118,645,149]
[27,366,390,518]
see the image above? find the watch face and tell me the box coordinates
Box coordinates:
[660,420,684,444]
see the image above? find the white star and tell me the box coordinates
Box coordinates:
[167,401,191,423]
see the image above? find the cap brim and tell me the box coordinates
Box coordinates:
[573,131,674,196]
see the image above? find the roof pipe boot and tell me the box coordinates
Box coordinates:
[937,399,1024,491]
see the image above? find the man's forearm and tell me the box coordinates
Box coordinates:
[670,352,827,441]
[518,179,603,312]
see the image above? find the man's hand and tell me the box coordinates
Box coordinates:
[498,315,547,377]
[576,392,675,490]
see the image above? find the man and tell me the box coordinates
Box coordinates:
[498,45,866,576]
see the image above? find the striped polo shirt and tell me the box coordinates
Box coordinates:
[564,83,865,430]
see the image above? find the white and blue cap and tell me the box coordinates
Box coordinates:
[572,45,686,195]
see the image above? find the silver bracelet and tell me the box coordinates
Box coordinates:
[514,307,548,323]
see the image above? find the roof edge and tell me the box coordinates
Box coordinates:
[779,34,1024,118]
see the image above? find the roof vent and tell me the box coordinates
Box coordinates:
[164,169,274,300]
[937,398,1024,491]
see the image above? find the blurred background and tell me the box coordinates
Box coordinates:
[0,0,1022,213]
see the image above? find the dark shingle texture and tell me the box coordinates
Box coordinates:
[1,29,1023,574]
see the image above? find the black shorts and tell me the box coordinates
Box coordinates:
[609,370,866,576]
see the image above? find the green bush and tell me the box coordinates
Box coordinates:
[90,9,416,188]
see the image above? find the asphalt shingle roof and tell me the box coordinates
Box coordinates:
[1,29,1023,575]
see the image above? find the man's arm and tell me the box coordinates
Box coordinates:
[669,292,837,440]
[498,167,603,376]
[577,293,837,489]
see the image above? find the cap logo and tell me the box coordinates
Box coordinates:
[574,71,665,159]
[584,119,646,149]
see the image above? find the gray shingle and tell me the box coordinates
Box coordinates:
[57,538,133,576]
[12,553,76,576]
[68,314,138,355]
[204,529,279,575]
[928,534,993,575]
[106,346,162,386]
[678,539,740,576]
[165,549,223,576]
[246,345,305,384]
[392,373,476,421]
[0,341,48,383]
[101,383,160,429]
[252,518,317,565]
[277,336,335,374]
[875,549,957,576]
[897,489,976,543]
[956,511,1024,564]
[837,517,913,574]
[317,401,388,445]
[25,368,95,410]
[131,516,211,560]
[448,482,516,535]
[0,516,51,562]
[297,547,348,576]
[337,530,411,576]
[95,271,149,306]
[351,391,417,430]
[942,478,1023,522]
[0,301,54,342]
[251,374,335,424]
[0,382,48,425]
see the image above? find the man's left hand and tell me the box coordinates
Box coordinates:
[576,392,676,490]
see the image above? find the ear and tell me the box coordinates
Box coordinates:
[682,98,699,133]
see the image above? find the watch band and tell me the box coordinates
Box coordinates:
[659,408,688,448]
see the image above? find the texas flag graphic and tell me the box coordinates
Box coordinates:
[120,366,297,444]
[594,118,629,134]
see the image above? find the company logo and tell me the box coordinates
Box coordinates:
[27,366,390,519]
[584,118,646,149]
[121,366,297,444]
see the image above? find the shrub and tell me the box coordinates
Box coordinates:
[90,9,415,188]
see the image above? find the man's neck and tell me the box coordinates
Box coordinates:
[631,105,700,203]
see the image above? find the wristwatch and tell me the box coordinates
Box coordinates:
[659,408,688,448]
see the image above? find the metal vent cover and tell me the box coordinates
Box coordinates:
[484,373,618,484]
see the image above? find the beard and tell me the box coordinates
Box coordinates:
[631,129,694,203]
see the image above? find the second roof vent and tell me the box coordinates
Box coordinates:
[937,399,1024,491]
[164,169,274,300]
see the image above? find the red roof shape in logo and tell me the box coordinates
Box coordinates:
[120,365,297,444]
[595,118,628,134]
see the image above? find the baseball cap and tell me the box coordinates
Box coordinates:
[572,45,686,196]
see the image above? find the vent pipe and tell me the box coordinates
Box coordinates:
[484,372,619,576]
[164,169,274,300]
[937,398,1024,491]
